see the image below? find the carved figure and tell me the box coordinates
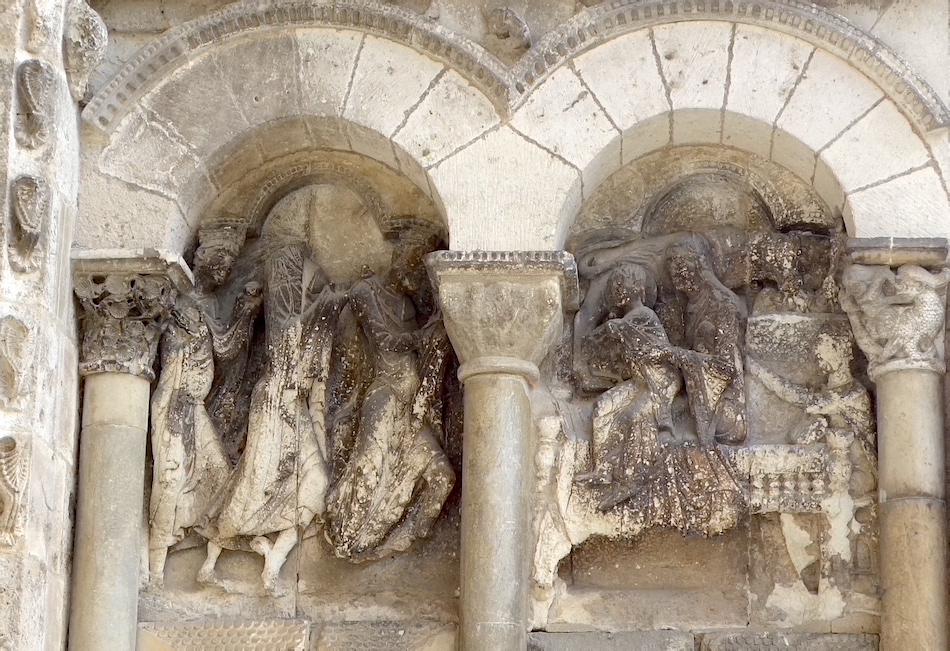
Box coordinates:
[748,331,876,497]
[198,241,342,593]
[325,221,455,562]
[63,0,108,102]
[14,59,54,149]
[0,437,23,546]
[576,262,745,533]
[841,264,950,375]
[666,237,748,444]
[8,175,50,273]
[0,316,33,410]
[148,298,233,587]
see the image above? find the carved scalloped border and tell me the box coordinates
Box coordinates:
[516,0,948,131]
[82,0,515,131]
[83,0,948,135]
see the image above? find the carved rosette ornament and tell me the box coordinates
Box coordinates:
[8,175,50,273]
[840,264,950,379]
[14,59,54,150]
[63,0,108,102]
[74,273,176,379]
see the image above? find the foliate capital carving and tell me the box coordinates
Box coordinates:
[426,251,577,378]
[840,263,950,379]
[74,273,176,379]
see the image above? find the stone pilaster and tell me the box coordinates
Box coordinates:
[841,239,949,651]
[69,256,182,651]
[427,251,576,651]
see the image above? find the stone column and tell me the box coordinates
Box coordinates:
[69,259,180,651]
[841,239,950,651]
[427,251,576,651]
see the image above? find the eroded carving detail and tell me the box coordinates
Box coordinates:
[8,175,51,273]
[0,316,35,410]
[325,219,456,562]
[841,264,950,378]
[74,273,176,379]
[14,59,54,150]
[0,437,24,546]
[63,0,108,102]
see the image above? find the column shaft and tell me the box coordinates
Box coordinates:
[460,372,532,650]
[69,372,151,651]
[876,370,947,651]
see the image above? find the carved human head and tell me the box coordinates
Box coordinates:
[815,329,853,376]
[604,263,656,314]
[193,216,248,293]
[666,238,708,294]
[382,216,444,293]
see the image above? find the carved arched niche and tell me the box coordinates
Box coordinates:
[141,146,463,626]
[531,146,877,633]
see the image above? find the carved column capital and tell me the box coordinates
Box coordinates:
[840,263,950,380]
[73,253,191,379]
[426,251,578,382]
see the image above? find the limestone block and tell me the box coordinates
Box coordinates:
[776,49,883,153]
[727,25,813,127]
[844,167,950,239]
[672,108,722,146]
[76,165,188,252]
[315,621,455,650]
[821,101,931,193]
[99,107,203,201]
[141,54,248,160]
[343,35,443,138]
[870,0,949,105]
[210,32,302,129]
[654,21,732,140]
[700,632,878,650]
[772,128,816,185]
[139,619,311,650]
[722,112,773,159]
[296,28,363,117]
[813,156,845,216]
[572,31,669,132]
[346,121,399,171]
[393,141,434,200]
[529,631,694,650]
[429,126,581,250]
[622,114,671,165]
[510,66,619,192]
[393,70,499,169]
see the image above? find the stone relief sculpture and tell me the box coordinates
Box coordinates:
[533,165,879,627]
[63,0,108,102]
[143,180,458,593]
[841,264,950,377]
[197,241,343,594]
[0,437,24,546]
[324,219,455,562]
[8,175,51,273]
[14,59,54,150]
[0,316,34,410]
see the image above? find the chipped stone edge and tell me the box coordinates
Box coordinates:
[71,248,194,292]
[426,250,579,310]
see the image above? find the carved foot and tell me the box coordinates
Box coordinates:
[196,568,222,588]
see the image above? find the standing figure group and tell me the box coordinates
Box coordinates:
[147,217,456,593]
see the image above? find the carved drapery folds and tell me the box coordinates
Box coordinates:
[75,272,176,379]
[143,179,459,593]
[529,162,879,627]
[0,436,25,546]
[14,59,54,150]
[0,315,35,410]
[8,175,51,273]
[841,264,949,379]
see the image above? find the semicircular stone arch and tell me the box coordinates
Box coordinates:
[77,22,502,255]
[493,18,950,247]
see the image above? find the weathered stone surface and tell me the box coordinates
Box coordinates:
[139,619,311,650]
[529,631,695,650]
[699,632,878,650]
